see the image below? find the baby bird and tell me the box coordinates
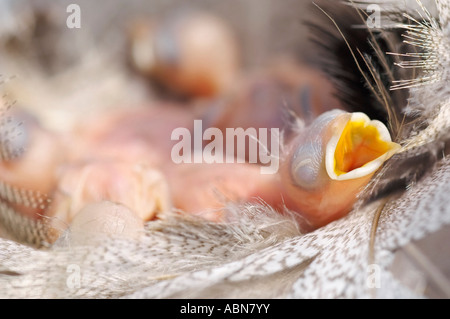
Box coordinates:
[1,0,448,300]
[129,10,240,99]
[0,57,399,241]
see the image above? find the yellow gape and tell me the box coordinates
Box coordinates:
[326,112,401,181]
[334,120,390,174]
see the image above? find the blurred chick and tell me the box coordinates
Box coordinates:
[129,10,240,99]
[0,57,398,236]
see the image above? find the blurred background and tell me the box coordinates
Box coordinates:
[0,0,318,131]
[0,0,313,67]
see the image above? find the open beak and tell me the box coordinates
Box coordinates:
[282,109,401,229]
[325,112,401,181]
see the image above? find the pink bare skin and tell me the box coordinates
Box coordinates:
[56,104,285,223]
[0,61,349,240]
